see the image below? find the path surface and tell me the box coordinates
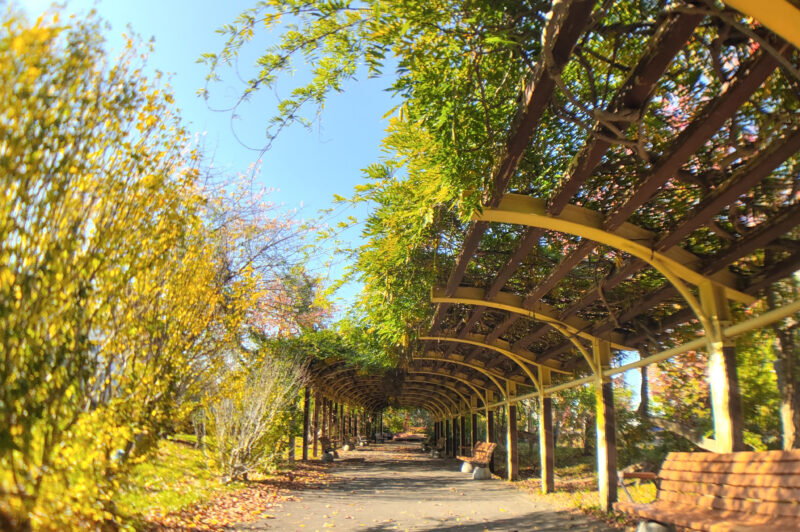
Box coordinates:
[239,442,620,531]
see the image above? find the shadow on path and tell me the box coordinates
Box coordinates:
[238,442,619,531]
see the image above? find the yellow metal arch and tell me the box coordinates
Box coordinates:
[364,394,446,418]
[431,286,632,350]
[723,1,800,51]
[346,376,467,413]
[475,194,754,304]
[422,334,542,389]
[406,370,488,407]
[413,355,508,397]
[392,397,445,418]
[394,388,459,415]
[355,387,450,418]
[316,367,479,414]
[402,381,469,411]
[355,376,471,411]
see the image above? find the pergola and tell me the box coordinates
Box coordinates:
[303,0,800,511]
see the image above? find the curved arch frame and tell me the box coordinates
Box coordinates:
[422,334,549,388]
[412,355,508,397]
[349,376,471,411]
[476,194,754,305]
[431,286,632,351]
[321,370,472,411]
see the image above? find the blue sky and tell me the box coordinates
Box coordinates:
[20,0,396,305]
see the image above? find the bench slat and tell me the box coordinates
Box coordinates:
[660,479,800,504]
[615,501,798,532]
[662,458,800,475]
[658,468,800,488]
[618,450,800,529]
[659,489,800,518]
[665,450,800,463]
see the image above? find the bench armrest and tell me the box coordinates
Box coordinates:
[621,472,657,480]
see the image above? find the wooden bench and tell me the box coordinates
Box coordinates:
[457,441,497,469]
[615,449,800,531]
[319,436,335,454]
[436,437,446,451]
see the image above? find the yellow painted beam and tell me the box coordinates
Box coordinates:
[389,393,449,417]
[431,286,633,350]
[349,375,471,410]
[422,333,570,376]
[723,0,800,51]
[407,370,489,405]
[399,380,471,409]
[475,195,754,304]
[422,335,542,388]
[393,389,459,413]
[414,355,508,396]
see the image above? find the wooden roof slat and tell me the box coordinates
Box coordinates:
[658,126,800,250]
[487,228,547,299]
[523,239,595,307]
[512,324,551,351]
[486,315,519,343]
[432,0,596,331]
[487,0,597,206]
[545,204,800,362]
[514,123,800,353]
[604,49,781,230]
[709,202,800,273]
[429,303,451,334]
[460,11,705,348]
[744,254,800,296]
[444,222,489,297]
[511,52,781,350]
[546,10,704,215]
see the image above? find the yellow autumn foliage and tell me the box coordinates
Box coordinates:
[0,9,274,530]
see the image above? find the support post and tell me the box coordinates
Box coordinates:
[593,339,617,511]
[322,398,328,440]
[340,404,345,442]
[333,402,338,441]
[302,387,310,461]
[313,392,320,457]
[445,418,452,457]
[379,412,383,441]
[451,417,457,457]
[460,415,466,455]
[538,368,554,493]
[700,281,745,452]
[487,408,495,473]
[507,403,519,481]
[471,412,478,450]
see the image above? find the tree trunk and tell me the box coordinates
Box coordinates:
[768,285,800,449]
[638,364,649,420]
[582,414,595,456]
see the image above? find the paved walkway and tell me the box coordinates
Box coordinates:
[240,442,620,531]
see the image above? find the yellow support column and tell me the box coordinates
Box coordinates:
[593,339,617,511]
[538,367,555,494]
[506,383,519,481]
[700,281,745,452]
[485,391,496,473]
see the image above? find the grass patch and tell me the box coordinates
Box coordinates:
[517,446,659,529]
[117,435,244,527]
